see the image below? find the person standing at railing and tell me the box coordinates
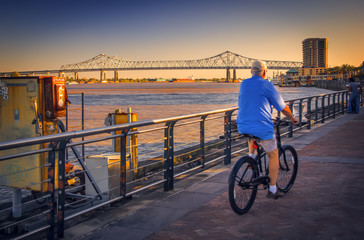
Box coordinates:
[236,60,299,199]
[347,77,362,114]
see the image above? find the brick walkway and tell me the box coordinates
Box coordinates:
[145,161,364,240]
[72,110,364,240]
[145,113,364,240]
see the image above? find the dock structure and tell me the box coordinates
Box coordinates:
[66,108,364,240]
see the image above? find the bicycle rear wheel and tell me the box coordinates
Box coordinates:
[277,145,298,192]
[228,156,258,215]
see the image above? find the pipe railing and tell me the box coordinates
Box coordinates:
[0,90,356,239]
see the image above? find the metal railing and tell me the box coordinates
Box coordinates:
[314,79,349,91]
[0,90,355,239]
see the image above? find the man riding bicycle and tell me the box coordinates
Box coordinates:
[237,60,299,199]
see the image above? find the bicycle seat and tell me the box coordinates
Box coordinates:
[241,134,261,140]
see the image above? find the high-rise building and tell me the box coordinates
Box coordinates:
[302,38,328,68]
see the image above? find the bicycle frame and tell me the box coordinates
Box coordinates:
[250,118,287,186]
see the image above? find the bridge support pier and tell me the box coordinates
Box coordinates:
[100,70,106,83]
[233,69,236,82]
[59,71,65,78]
[114,71,118,82]
[226,68,230,82]
[74,72,79,81]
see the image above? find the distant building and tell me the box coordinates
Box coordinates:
[286,69,299,76]
[302,38,328,68]
[299,67,326,76]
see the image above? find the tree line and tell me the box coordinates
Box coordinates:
[326,61,364,79]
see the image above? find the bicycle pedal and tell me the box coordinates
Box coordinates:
[252,176,270,184]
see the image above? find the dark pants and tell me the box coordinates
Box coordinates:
[348,94,360,113]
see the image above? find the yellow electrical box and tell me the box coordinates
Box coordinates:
[0,76,67,192]
[108,110,138,174]
[114,112,137,152]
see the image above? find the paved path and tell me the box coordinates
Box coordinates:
[69,110,364,240]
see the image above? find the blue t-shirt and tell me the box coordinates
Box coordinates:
[237,75,286,140]
[348,82,360,96]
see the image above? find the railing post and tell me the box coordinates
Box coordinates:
[65,104,69,132]
[327,94,331,118]
[321,95,325,123]
[81,92,85,158]
[65,103,69,160]
[57,140,67,238]
[341,92,346,114]
[47,143,56,240]
[288,101,294,138]
[342,92,347,114]
[120,129,128,198]
[164,121,176,191]
[338,93,341,115]
[346,92,349,111]
[224,111,234,165]
[307,98,312,129]
[299,99,304,128]
[339,93,342,113]
[200,116,207,167]
[315,97,319,123]
[333,93,336,118]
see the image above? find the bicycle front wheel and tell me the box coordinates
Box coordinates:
[228,156,258,215]
[277,145,298,192]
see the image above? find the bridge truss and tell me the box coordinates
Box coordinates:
[0,51,302,79]
[60,51,302,72]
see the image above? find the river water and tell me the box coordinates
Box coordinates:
[65,82,335,160]
[66,82,335,123]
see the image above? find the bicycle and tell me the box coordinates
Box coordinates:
[228,117,298,215]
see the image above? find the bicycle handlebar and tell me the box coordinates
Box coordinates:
[273,117,293,127]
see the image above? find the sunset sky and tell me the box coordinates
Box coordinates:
[0,0,363,79]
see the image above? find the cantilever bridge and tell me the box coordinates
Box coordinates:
[1,51,302,81]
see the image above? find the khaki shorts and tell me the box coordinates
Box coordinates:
[260,135,277,152]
